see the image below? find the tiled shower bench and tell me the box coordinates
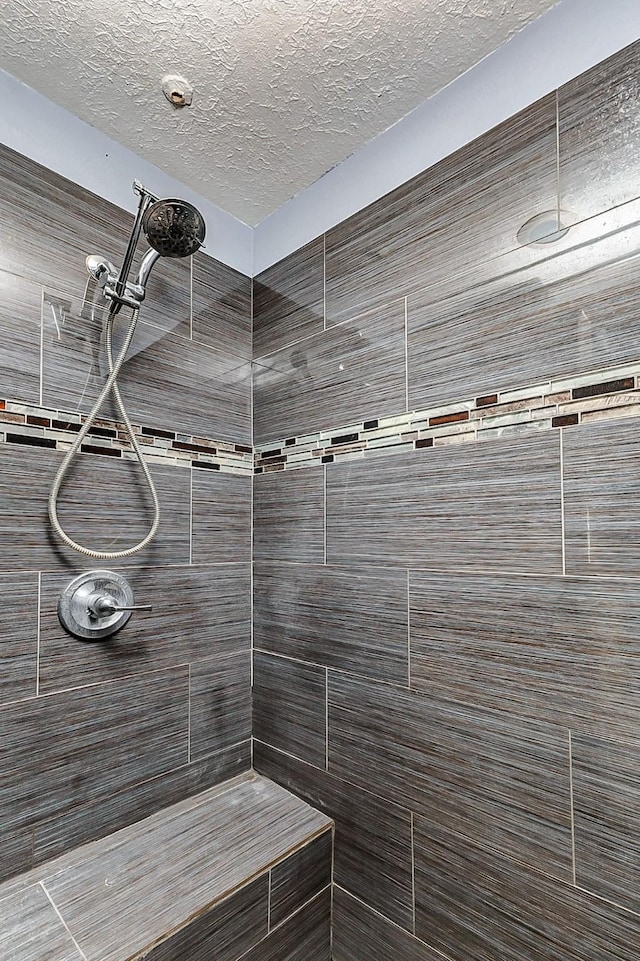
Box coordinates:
[0,773,333,961]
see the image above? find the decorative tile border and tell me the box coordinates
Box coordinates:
[254,362,640,473]
[0,400,253,475]
[7,361,639,479]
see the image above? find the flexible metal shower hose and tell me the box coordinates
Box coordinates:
[48,306,161,558]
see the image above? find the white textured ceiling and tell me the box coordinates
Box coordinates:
[1,0,558,225]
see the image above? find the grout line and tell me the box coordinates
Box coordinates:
[407,569,411,688]
[189,256,194,340]
[568,730,577,886]
[7,647,250,705]
[0,559,250,579]
[252,557,640,584]
[250,267,255,701]
[556,88,561,221]
[332,885,449,955]
[253,647,412,692]
[39,286,45,407]
[36,571,41,697]
[573,883,640,919]
[559,430,566,576]
[40,882,89,961]
[404,296,409,412]
[251,466,255,692]
[267,868,272,931]
[330,827,335,958]
[235,885,333,961]
[325,667,329,772]
[323,464,327,565]
[189,468,194,566]
[250,273,254,361]
[411,812,416,936]
[323,233,327,331]
[188,663,192,764]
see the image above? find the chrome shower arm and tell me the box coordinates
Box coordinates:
[135,248,161,290]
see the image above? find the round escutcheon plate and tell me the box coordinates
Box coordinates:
[58,570,134,640]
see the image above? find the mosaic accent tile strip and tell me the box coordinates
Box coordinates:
[254,360,640,473]
[5,362,631,480]
[0,398,253,475]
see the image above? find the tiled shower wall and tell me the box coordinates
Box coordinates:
[0,144,253,883]
[253,39,640,960]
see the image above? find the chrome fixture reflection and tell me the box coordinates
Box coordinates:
[48,180,206,561]
[58,570,152,640]
[517,209,575,248]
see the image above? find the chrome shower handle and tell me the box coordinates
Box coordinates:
[87,593,153,618]
[103,602,153,613]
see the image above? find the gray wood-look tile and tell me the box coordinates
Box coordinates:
[253,299,406,444]
[410,570,640,743]
[145,874,268,961]
[253,652,327,768]
[253,237,324,359]
[327,432,563,573]
[414,814,640,961]
[0,268,41,406]
[190,652,252,760]
[0,143,132,296]
[270,830,332,929]
[254,741,414,930]
[254,468,324,564]
[0,572,38,705]
[191,471,252,564]
[333,887,445,961]
[0,829,33,886]
[193,251,252,359]
[42,776,332,961]
[0,883,85,961]
[559,39,640,223]
[241,888,331,961]
[325,95,558,324]
[1,668,188,834]
[564,419,640,577]
[329,671,572,879]
[39,563,251,693]
[33,741,251,867]
[254,562,408,683]
[408,222,640,412]
[0,444,191,573]
[43,309,252,444]
[572,733,640,915]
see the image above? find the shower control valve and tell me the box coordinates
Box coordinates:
[58,570,151,640]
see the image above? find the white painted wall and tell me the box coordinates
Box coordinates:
[253,0,640,274]
[0,69,254,276]
[2,0,640,278]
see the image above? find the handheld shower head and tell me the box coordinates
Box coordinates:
[142,198,206,258]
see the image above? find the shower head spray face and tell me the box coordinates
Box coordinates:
[142,198,206,258]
